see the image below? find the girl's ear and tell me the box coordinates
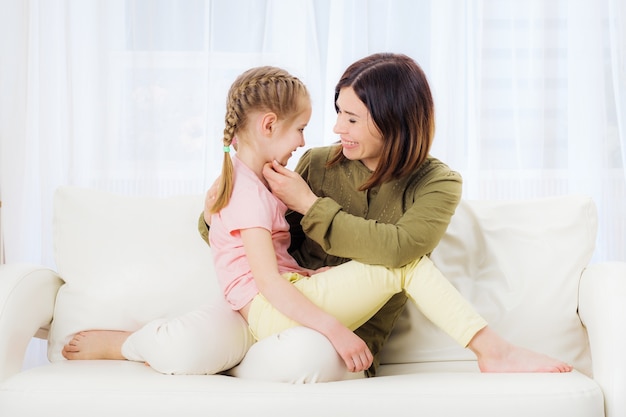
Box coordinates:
[260,112,278,136]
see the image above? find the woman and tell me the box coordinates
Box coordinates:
[205,64,501,377]
[220,53,572,381]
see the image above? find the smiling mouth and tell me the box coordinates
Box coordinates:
[341,139,358,147]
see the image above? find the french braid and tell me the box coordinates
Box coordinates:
[210,66,309,213]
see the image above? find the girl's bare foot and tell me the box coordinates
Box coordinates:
[62,330,131,360]
[468,327,573,373]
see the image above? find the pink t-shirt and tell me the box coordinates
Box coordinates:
[209,156,306,310]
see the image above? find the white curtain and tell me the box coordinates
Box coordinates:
[1,0,624,369]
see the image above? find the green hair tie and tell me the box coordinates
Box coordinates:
[223,145,230,153]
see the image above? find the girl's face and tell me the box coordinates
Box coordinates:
[333,87,384,171]
[269,102,311,166]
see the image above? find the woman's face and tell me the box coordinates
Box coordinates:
[333,87,384,171]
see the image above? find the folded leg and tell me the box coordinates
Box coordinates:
[122,300,254,375]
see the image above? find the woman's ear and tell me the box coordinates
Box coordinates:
[260,112,278,136]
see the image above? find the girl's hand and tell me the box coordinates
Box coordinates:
[262,160,319,215]
[327,323,374,373]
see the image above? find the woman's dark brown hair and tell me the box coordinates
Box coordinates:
[328,53,435,190]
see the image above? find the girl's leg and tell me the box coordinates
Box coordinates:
[123,301,253,375]
[227,326,361,383]
[62,330,129,360]
[63,300,254,375]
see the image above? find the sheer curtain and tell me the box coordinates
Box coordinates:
[1,0,624,369]
[428,0,625,263]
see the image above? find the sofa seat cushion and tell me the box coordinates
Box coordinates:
[0,361,604,417]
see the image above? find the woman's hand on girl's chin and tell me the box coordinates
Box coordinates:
[263,160,318,214]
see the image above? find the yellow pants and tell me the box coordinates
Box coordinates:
[247,256,487,348]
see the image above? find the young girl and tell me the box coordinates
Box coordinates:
[207,65,573,374]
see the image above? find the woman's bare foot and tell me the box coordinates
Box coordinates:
[468,327,573,373]
[62,330,131,360]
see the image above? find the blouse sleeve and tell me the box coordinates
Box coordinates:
[198,212,210,245]
[285,151,310,255]
[300,163,462,268]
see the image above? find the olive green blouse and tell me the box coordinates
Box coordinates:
[198,145,462,377]
[287,146,463,270]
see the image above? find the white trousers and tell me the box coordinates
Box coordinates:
[121,299,351,383]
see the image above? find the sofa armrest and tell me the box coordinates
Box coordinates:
[0,264,63,382]
[578,261,626,417]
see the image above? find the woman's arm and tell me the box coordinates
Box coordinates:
[240,227,373,373]
[301,172,461,267]
[266,151,462,268]
[198,178,222,246]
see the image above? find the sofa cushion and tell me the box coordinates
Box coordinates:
[48,187,220,362]
[48,188,597,379]
[0,361,604,417]
[380,195,597,376]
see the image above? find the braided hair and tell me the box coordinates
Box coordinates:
[210,66,309,213]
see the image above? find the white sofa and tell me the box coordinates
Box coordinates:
[1,186,625,417]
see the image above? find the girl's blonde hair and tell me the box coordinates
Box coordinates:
[209,66,309,213]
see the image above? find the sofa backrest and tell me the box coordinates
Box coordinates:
[48,187,215,362]
[380,195,597,376]
[47,187,597,376]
